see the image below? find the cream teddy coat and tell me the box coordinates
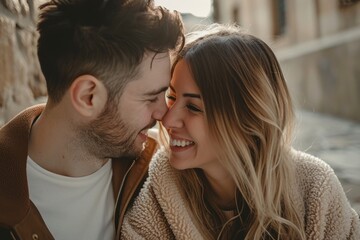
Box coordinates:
[121,148,360,239]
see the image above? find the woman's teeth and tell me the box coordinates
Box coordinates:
[170,139,194,147]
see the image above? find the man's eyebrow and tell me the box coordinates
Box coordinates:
[144,86,169,96]
[169,84,201,99]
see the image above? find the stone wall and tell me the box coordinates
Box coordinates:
[0,0,46,126]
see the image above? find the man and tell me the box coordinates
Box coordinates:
[0,0,184,239]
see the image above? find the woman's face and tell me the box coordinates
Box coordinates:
[162,59,220,174]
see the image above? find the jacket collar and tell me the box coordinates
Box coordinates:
[0,104,54,238]
[113,137,157,239]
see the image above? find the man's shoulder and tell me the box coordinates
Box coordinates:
[0,104,48,237]
[0,104,44,132]
[0,104,44,156]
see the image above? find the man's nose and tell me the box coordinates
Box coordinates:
[152,97,168,121]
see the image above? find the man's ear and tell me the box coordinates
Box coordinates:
[69,75,108,118]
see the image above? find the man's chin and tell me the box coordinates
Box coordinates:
[105,134,147,160]
[118,142,144,160]
[112,150,140,160]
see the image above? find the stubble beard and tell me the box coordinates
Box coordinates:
[79,103,142,160]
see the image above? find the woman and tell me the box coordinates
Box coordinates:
[121,24,360,239]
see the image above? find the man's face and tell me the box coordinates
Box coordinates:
[82,52,171,159]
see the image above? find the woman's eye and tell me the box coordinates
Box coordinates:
[187,104,202,113]
[166,95,176,107]
[166,95,176,101]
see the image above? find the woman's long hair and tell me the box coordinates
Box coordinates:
[163,24,306,240]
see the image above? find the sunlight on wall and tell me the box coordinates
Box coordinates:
[155,0,211,17]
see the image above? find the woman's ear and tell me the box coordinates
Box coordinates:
[69,75,108,118]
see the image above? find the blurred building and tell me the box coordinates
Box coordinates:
[213,0,360,121]
[181,13,213,33]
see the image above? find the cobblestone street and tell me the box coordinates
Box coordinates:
[293,110,360,214]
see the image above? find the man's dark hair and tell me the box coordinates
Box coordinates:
[37,0,184,103]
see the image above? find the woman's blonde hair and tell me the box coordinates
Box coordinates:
[162,24,305,239]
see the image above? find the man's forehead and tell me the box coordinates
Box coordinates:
[141,52,170,69]
[124,52,171,95]
[144,51,169,59]
[129,51,170,82]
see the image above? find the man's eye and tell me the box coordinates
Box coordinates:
[148,97,158,103]
[187,104,202,113]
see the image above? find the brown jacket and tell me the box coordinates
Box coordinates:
[0,105,157,239]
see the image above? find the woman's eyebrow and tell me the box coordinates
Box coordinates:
[183,93,201,99]
[169,84,201,99]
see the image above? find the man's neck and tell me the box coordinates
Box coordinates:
[28,104,108,177]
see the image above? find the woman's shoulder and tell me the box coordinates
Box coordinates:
[138,147,204,239]
[289,150,360,238]
[289,148,349,206]
[290,148,335,182]
[146,147,179,195]
[288,148,343,201]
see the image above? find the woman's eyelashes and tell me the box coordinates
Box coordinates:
[166,94,176,107]
[186,104,202,113]
[166,94,176,102]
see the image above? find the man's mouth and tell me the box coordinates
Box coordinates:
[140,129,148,135]
[140,121,157,133]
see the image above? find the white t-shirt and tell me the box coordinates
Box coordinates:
[27,156,115,240]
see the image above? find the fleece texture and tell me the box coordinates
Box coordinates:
[121,148,360,240]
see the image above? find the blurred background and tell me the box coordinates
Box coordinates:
[0,0,359,212]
